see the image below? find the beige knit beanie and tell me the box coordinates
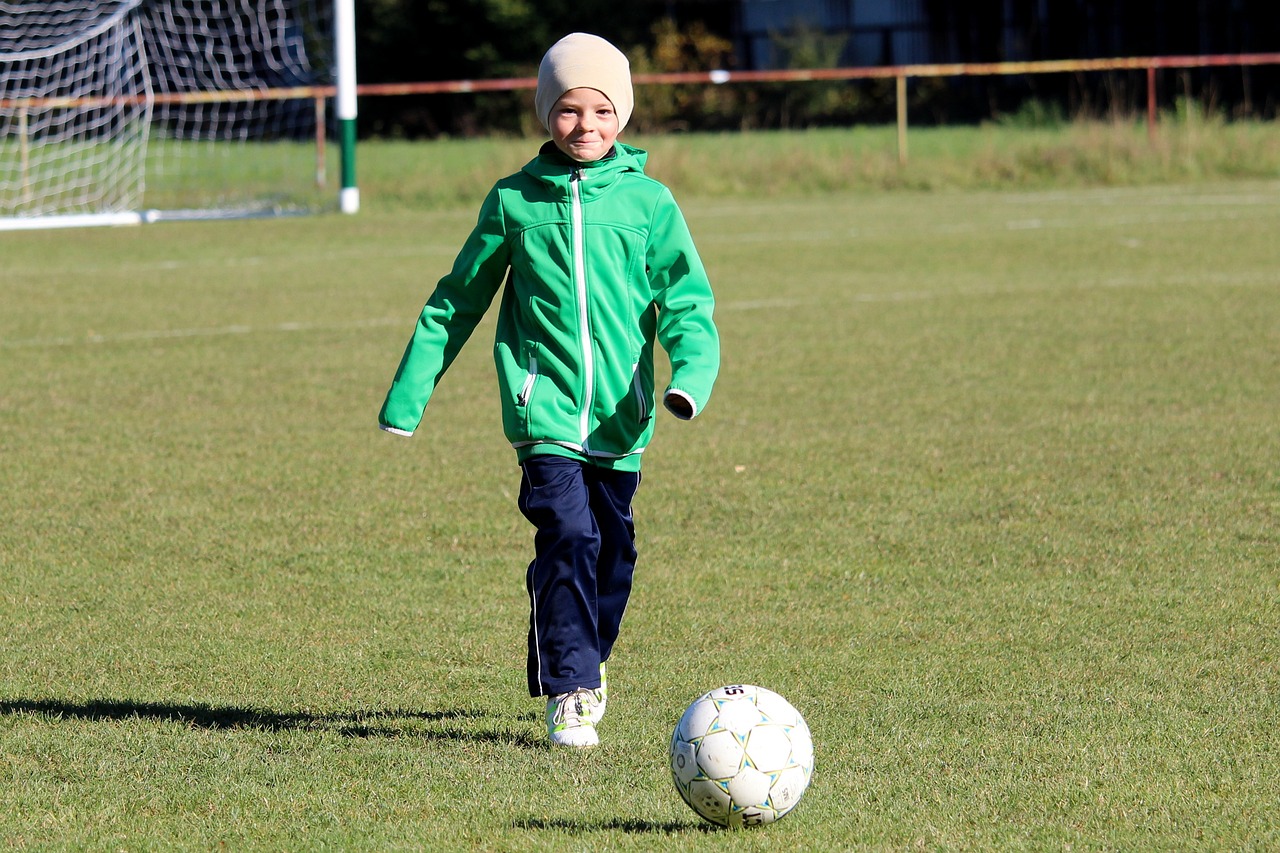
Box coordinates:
[535,33,634,132]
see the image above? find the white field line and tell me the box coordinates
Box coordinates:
[11,200,1270,283]
[5,191,1275,350]
[693,183,1280,217]
[700,205,1276,244]
[1,317,407,349]
[725,269,1277,311]
[4,269,1272,349]
[2,244,459,283]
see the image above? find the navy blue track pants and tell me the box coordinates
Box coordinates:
[518,455,639,698]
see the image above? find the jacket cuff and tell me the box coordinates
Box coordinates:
[663,389,697,420]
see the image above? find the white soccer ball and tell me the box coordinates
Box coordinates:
[669,684,814,827]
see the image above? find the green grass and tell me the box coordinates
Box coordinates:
[2,139,1278,848]
[359,118,1280,206]
[11,117,1275,215]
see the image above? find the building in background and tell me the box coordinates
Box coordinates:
[708,0,1280,69]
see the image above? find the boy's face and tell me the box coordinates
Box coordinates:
[549,88,619,163]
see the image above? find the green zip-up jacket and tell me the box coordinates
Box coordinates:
[378,142,719,472]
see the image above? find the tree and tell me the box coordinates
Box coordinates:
[355,0,656,136]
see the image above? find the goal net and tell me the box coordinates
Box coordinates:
[0,0,334,230]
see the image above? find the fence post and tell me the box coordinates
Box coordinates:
[1146,65,1157,143]
[314,96,327,188]
[18,106,32,205]
[896,74,908,165]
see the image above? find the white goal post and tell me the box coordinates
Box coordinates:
[0,0,351,230]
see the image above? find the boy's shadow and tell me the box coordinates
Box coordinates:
[0,697,542,746]
[6,698,712,835]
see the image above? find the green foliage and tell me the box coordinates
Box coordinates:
[751,20,865,129]
[349,6,1279,137]
[994,98,1069,129]
[629,19,739,133]
[586,19,873,133]
[355,0,653,137]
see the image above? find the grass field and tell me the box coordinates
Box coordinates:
[2,139,1278,848]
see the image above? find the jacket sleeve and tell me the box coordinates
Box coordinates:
[378,186,510,435]
[648,188,720,418]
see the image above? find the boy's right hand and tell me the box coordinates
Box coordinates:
[663,391,695,420]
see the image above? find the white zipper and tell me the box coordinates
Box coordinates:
[517,354,538,405]
[570,168,594,449]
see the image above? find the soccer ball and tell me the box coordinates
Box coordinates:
[669,684,814,827]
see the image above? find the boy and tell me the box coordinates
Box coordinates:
[378,32,719,747]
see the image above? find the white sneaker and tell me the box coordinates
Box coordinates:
[546,688,600,748]
[589,662,608,725]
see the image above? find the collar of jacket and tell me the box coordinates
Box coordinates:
[521,141,648,199]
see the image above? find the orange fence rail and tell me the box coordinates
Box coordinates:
[354,52,1280,164]
[5,52,1279,173]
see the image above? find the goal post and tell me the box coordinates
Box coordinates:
[335,0,358,214]
[0,0,345,230]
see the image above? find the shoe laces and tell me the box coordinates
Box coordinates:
[551,688,596,727]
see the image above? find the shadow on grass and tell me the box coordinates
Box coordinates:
[513,816,712,835]
[0,698,542,747]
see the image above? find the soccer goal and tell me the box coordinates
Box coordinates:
[0,0,339,230]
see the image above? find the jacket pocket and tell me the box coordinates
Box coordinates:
[631,362,651,424]
[517,354,539,407]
